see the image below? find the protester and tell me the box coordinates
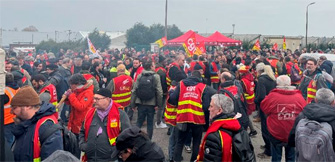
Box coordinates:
[46,64,68,101]
[79,88,130,162]
[131,60,163,139]
[169,71,216,162]
[112,126,165,162]
[197,94,241,161]
[261,75,306,162]
[31,74,58,106]
[10,86,63,161]
[155,55,168,128]
[80,62,100,93]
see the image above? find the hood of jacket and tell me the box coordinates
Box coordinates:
[12,103,56,137]
[210,113,241,132]
[73,79,93,94]
[182,76,202,86]
[6,82,19,89]
[220,80,234,89]
[141,69,155,75]
[271,88,300,95]
[303,103,335,122]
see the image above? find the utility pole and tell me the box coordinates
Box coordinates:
[232,24,235,35]
[165,0,168,39]
[67,30,72,41]
[306,2,316,49]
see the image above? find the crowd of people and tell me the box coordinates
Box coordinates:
[3,46,335,162]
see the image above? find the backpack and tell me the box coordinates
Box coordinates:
[136,73,155,101]
[295,119,335,162]
[290,64,301,82]
[40,121,79,156]
[221,128,256,162]
[219,89,249,130]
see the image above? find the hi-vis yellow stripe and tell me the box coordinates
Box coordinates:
[166,107,177,112]
[178,100,202,108]
[210,76,219,79]
[307,88,316,92]
[34,157,41,162]
[164,112,177,119]
[109,137,117,145]
[177,108,204,116]
[244,93,255,100]
[52,102,58,112]
[113,92,131,97]
[114,97,131,103]
[307,94,315,99]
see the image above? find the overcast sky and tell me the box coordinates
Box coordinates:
[1,0,334,37]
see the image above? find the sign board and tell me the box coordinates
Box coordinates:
[0,48,5,95]
[150,43,159,53]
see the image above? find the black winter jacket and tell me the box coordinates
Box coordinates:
[48,70,68,101]
[168,64,187,83]
[12,103,63,161]
[320,60,333,74]
[288,103,335,150]
[254,74,276,106]
[155,63,168,94]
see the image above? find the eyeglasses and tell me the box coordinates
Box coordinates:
[93,97,106,101]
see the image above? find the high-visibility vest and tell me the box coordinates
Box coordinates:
[189,61,206,73]
[33,114,58,162]
[40,83,58,107]
[166,62,181,86]
[112,75,133,107]
[307,74,318,104]
[164,86,178,126]
[4,87,19,125]
[82,102,121,162]
[268,58,279,77]
[133,66,144,82]
[177,81,206,125]
[241,78,255,104]
[210,62,219,83]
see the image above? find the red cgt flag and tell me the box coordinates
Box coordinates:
[252,39,261,51]
[272,43,278,51]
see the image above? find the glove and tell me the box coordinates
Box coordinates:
[63,89,72,97]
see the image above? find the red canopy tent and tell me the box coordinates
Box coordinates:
[207,31,242,46]
[167,30,216,46]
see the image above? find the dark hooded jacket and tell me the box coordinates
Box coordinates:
[320,60,333,74]
[12,103,63,161]
[298,68,328,99]
[288,103,335,150]
[254,74,276,106]
[48,70,68,101]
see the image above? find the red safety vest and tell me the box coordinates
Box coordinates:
[164,85,178,126]
[33,114,58,162]
[112,75,133,107]
[40,83,58,106]
[241,77,256,115]
[189,61,206,72]
[155,67,166,73]
[306,74,318,104]
[177,81,206,125]
[82,102,121,162]
[133,66,144,82]
[20,69,27,84]
[210,62,219,83]
[4,87,19,125]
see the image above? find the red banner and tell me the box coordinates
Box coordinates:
[272,43,278,51]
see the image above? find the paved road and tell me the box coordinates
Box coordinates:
[131,111,273,162]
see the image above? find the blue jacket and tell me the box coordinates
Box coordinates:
[12,103,63,161]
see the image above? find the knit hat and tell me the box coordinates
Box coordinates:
[194,64,203,71]
[95,88,112,98]
[11,86,40,106]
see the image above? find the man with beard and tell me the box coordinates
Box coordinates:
[92,62,107,88]
[31,74,58,107]
[71,56,83,74]
[130,58,143,82]
[299,57,328,104]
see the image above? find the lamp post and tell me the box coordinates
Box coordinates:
[306,2,315,49]
[232,24,235,35]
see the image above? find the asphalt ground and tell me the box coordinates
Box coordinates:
[130,110,274,162]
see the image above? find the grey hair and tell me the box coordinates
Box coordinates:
[316,88,335,105]
[256,63,265,72]
[211,94,234,114]
[276,75,291,86]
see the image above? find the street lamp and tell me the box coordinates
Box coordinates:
[232,24,235,35]
[306,2,315,49]
[165,0,168,38]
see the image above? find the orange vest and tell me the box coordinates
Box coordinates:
[177,81,206,125]
[33,114,58,162]
[164,85,178,126]
[268,58,279,77]
[4,87,19,125]
[166,62,181,86]
[112,75,133,107]
[210,62,219,83]
[306,74,318,104]
[82,102,121,162]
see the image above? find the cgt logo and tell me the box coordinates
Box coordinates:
[277,104,296,120]
[186,86,196,92]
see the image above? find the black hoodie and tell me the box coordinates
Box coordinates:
[288,103,335,149]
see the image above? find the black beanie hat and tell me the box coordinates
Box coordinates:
[194,64,203,71]
[95,88,112,98]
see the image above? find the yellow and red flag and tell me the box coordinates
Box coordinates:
[182,33,202,57]
[272,43,278,51]
[155,36,167,48]
[252,39,261,51]
[198,41,206,54]
[283,37,287,50]
[87,37,97,54]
